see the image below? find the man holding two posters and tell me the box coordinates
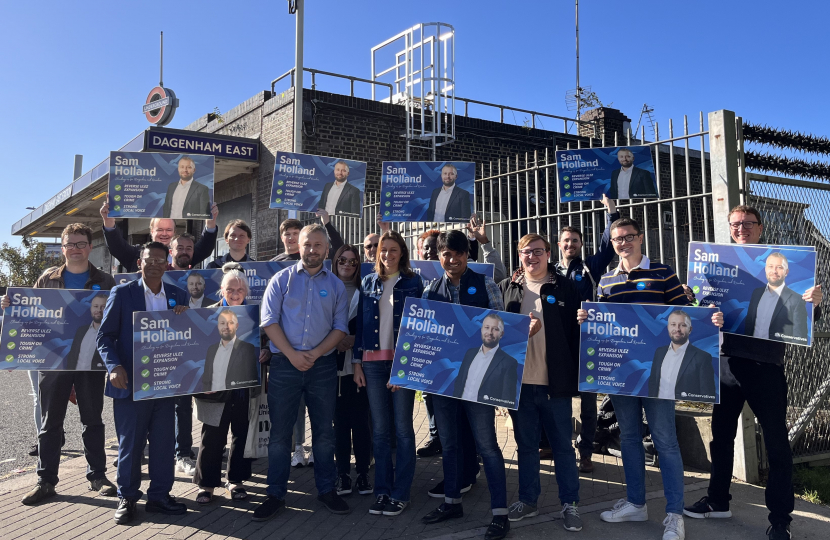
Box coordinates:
[684,206,823,540]
[3,224,118,506]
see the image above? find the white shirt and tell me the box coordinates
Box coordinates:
[461,344,500,401]
[658,340,689,399]
[189,296,204,309]
[169,180,193,219]
[143,282,168,311]
[378,273,400,351]
[753,283,785,339]
[434,184,455,222]
[324,181,346,215]
[76,323,98,371]
[612,255,650,276]
[210,337,236,391]
[616,167,633,199]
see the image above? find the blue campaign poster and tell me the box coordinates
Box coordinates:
[389,298,530,410]
[380,161,475,223]
[2,288,111,371]
[359,260,494,285]
[556,146,657,202]
[687,241,816,346]
[578,302,720,404]
[269,151,366,217]
[132,305,261,400]
[108,151,214,219]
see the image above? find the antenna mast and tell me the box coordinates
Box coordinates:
[159,31,163,87]
[575,0,580,120]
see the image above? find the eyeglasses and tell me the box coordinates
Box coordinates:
[227,235,249,241]
[611,234,640,245]
[62,242,89,249]
[519,248,549,257]
[337,257,358,267]
[142,257,168,266]
[363,243,378,250]
[729,220,759,230]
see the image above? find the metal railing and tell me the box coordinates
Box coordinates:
[271,67,394,103]
[454,96,599,136]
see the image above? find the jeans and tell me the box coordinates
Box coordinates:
[510,385,580,506]
[610,395,684,514]
[708,357,793,526]
[28,370,42,435]
[174,395,193,459]
[424,393,439,441]
[37,371,107,486]
[335,374,371,475]
[293,395,307,446]
[194,391,252,488]
[362,360,416,502]
[433,395,507,515]
[578,392,598,457]
[266,353,337,499]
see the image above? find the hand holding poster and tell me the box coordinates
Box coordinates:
[2,288,110,371]
[556,146,658,202]
[269,152,366,217]
[132,305,261,399]
[686,242,817,346]
[108,152,214,219]
[578,302,720,403]
[389,298,529,409]
[380,161,475,223]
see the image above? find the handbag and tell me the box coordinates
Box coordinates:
[243,365,270,459]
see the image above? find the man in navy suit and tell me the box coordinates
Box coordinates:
[608,148,658,199]
[424,164,472,223]
[162,156,212,219]
[97,241,190,524]
[452,313,519,407]
[745,252,809,344]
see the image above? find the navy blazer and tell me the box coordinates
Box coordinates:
[425,185,472,223]
[452,346,519,407]
[96,278,188,399]
[647,342,717,402]
[745,284,809,343]
[162,180,211,219]
[608,167,658,199]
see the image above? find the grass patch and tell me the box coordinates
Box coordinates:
[793,465,830,506]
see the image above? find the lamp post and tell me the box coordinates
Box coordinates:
[289,0,304,154]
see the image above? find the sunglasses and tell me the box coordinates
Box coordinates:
[363,243,378,250]
[337,257,358,267]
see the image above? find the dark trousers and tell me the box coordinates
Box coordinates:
[708,357,793,526]
[37,371,107,486]
[174,395,193,458]
[194,395,252,488]
[424,393,440,441]
[113,396,175,502]
[578,392,598,457]
[334,374,372,475]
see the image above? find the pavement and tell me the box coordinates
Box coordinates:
[0,385,828,540]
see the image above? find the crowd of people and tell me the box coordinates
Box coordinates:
[5,198,819,540]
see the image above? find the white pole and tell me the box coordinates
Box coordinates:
[294,0,304,153]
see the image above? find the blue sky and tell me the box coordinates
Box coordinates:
[1,0,829,247]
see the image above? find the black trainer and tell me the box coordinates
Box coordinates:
[28,444,38,457]
[318,490,350,514]
[417,438,443,457]
[485,515,510,540]
[767,523,791,540]
[336,474,353,495]
[369,494,390,515]
[113,498,137,525]
[683,496,732,519]
[422,502,463,524]
[382,499,408,516]
[146,495,187,515]
[252,496,285,521]
[428,479,473,498]
[356,473,373,495]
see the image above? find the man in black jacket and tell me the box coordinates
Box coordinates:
[201,310,259,392]
[647,310,716,402]
[318,160,361,217]
[452,313,518,405]
[424,164,472,223]
[65,293,109,371]
[500,233,583,531]
[162,156,212,219]
[607,148,658,199]
[744,252,809,344]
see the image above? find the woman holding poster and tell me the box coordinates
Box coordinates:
[353,231,424,517]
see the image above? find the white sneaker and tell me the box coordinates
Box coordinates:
[291,445,307,468]
[176,457,196,476]
[662,513,685,540]
[600,499,648,522]
[306,447,314,466]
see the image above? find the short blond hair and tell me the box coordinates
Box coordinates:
[518,233,551,252]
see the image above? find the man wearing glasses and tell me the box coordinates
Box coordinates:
[97,242,189,524]
[684,206,823,540]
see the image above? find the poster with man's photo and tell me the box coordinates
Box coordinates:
[578,302,720,404]
[380,161,475,223]
[388,298,529,410]
[1,288,110,371]
[108,151,214,219]
[132,305,261,400]
[114,270,223,308]
[269,152,366,217]
[686,241,817,346]
[555,146,657,202]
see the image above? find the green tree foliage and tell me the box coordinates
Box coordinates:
[0,240,54,288]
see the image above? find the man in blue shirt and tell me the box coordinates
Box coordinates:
[254,223,350,520]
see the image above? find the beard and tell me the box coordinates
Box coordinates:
[767,276,785,287]
[482,336,500,348]
[670,334,689,346]
[93,314,103,324]
[175,255,191,269]
[220,330,235,340]
[302,253,323,269]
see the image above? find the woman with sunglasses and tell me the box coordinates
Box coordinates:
[330,245,373,497]
[193,262,270,504]
[354,230,424,517]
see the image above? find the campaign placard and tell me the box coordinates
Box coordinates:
[687,241,816,346]
[578,302,720,404]
[108,151,214,219]
[359,261,494,285]
[1,288,111,371]
[132,305,261,400]
[380,161,475,223]
[389,298,529,410]
[269,152,366,217]
[556,146,657,202]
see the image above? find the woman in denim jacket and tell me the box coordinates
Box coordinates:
[354,230,424,517]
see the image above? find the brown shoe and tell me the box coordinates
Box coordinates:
[22,482,56,505]
[578,456,594,473]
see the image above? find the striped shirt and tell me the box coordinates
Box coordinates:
[597,256,688,306]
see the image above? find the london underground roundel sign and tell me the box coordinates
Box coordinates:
[143,86,178,126]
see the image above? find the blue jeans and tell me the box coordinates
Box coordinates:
[174,396,193,458]
[362,360,416,502]
[510,385,580,506]
[432,395,507,514]
[266,353,338,499]
[28,370,42,435]
[611,395,685,514]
